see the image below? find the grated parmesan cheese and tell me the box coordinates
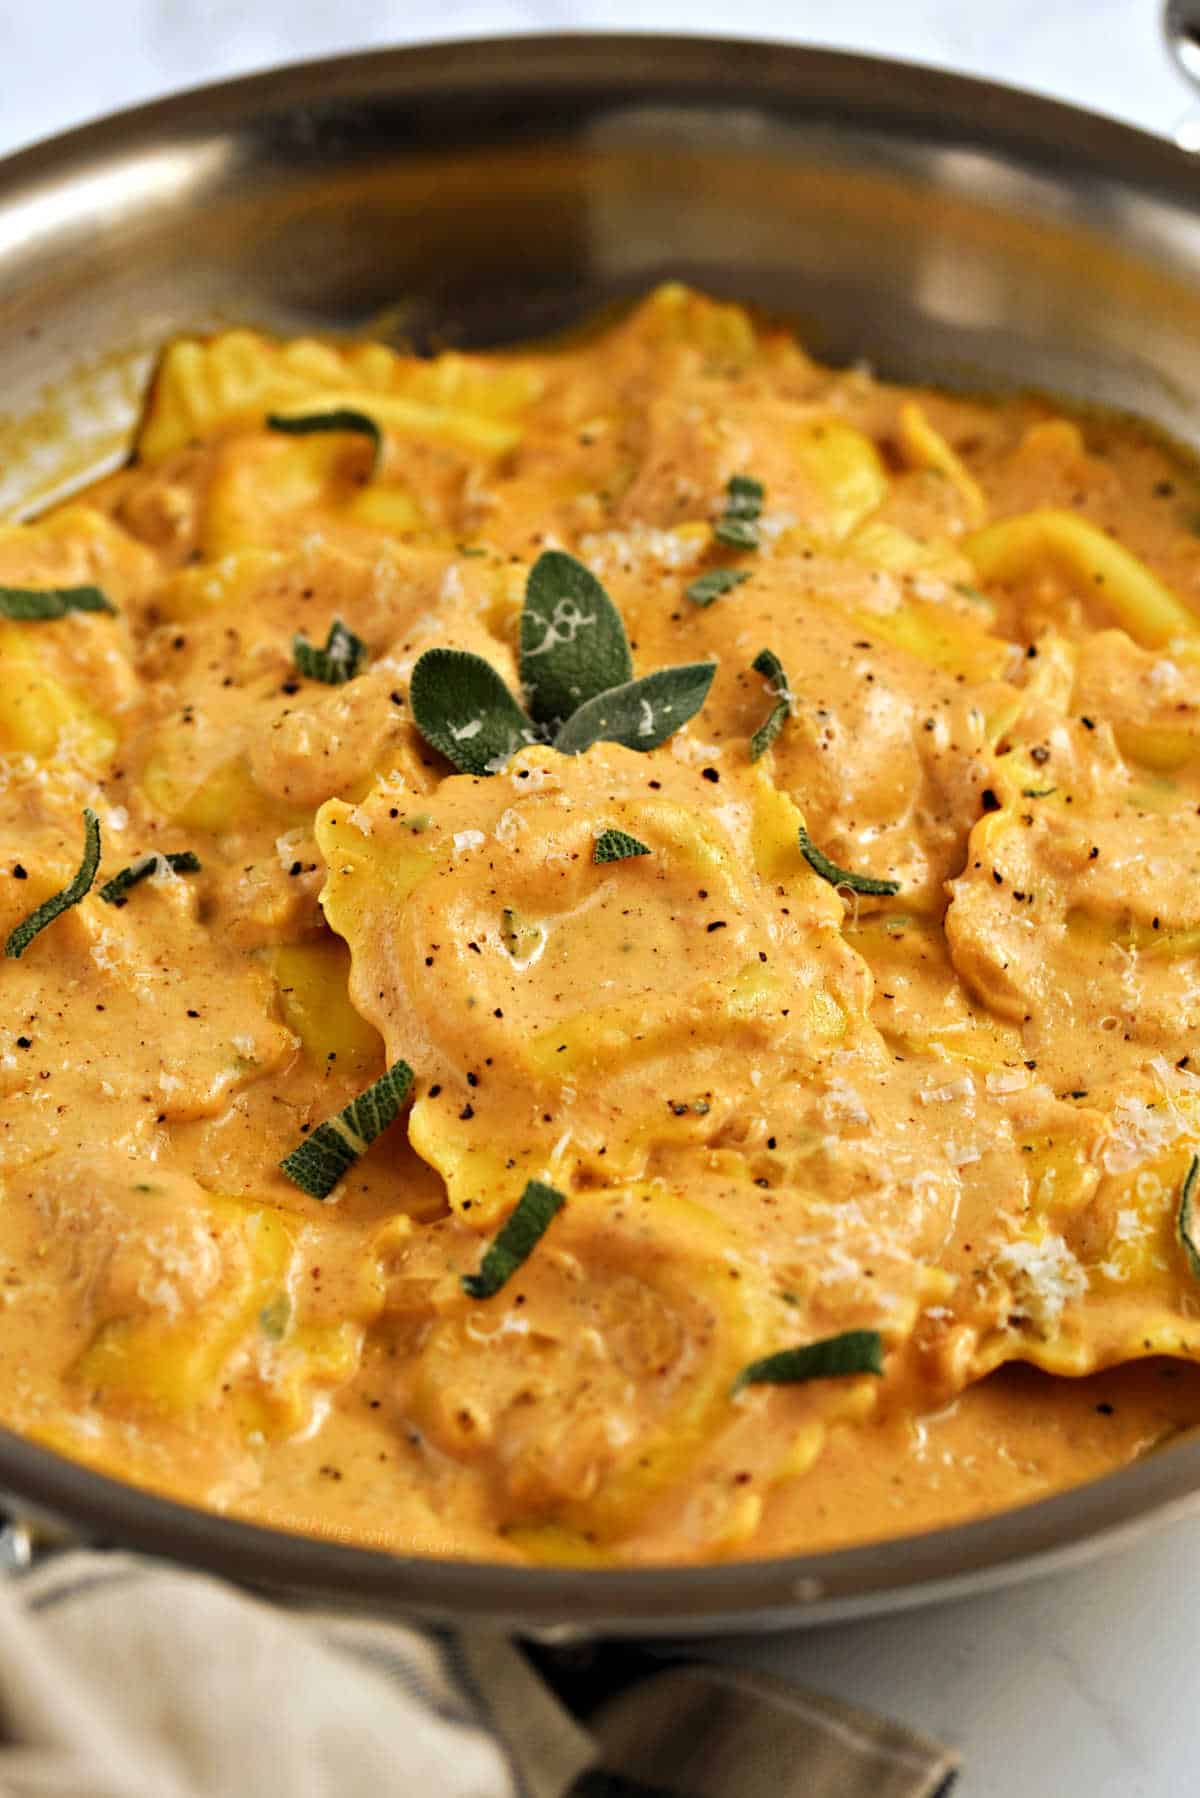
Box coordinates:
[993,1234,1087,1335]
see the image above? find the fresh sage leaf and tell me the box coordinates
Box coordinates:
[594,828,651,863]
[293,617,368,685]
[713,518,760,550]
[4,808,101,959]
[99,851,202,908]
[280,1059,414,1200]
[687,568,749,607]
[725,474,764,519]
[1179,1155,1200,1279]
[520,551,633,726]
[554,662,715,756]
[410,648,537,776]
[732,1328,884,1394]
[461,1179,566,1299]
[798,825,901,897]
[266,408,382,473]
[749,647,793,761]
[0,584,116,621]
[713,473,764,550]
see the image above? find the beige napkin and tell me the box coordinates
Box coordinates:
[0,1549,959,1797]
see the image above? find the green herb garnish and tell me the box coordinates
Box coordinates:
[798,825,901,897]
[266,408,382,473]
[713,474,764,550]
[4,808,101,959]
[293,617,368,685]
[461,1179,566,1299]
[1021,786,1057,799]
[554,664,716,756]
[410,647,536,776]
[98,851,202,908]
[732,1328,884,1394]
[0,584,116,621]
[1179,1155,1200,1279]
[520,550,633,726]
[749,647,793,761]
[259,1294,292,1341]
[500,907,544,962]
[409,553,714,775]
[279,1058,414,1200]
[594,828,651,863]
[687,568,750,608]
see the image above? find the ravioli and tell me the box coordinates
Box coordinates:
[2,285,1200,1563]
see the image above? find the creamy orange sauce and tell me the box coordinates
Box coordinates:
[4,284,1200,1564]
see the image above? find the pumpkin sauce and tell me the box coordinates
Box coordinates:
[3,284,1200,1564]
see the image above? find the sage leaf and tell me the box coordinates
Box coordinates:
[798,825,901,897]
[0,584,116,620]
[293,617,368,685]
[410,648,537,776]
[713,473,764,550]
[259,1294,292,1341]
[99,851,202,908]
[266,408,382,473]
[732,1328,884,1394]
[461,1179,566,1299]
[749,647,793,761]
[4,808,101,959]
[594,828,651,863]
[554,662,715,756]
[687,568,749,608]
[520,551,633,726]
[713,519,760,550]
[1179,1155,1200,1279]
[280,1059,414,1200]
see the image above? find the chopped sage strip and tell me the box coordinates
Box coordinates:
[0,584,116,621]
[798,825,901,897]
[266,407,382,472]
[687,568,749,608]
[410,647,537,776]
[713,518,760,550]
[520,551,633,726]
[555,662,716,756]
[259,1293,292,1341]
[1022,786,1057,799]
[500,907,544,962]
[500,907,522,958]
[461,1179,566,1299]
[293,617,368,685]
[4,808,101,960]
[1179,1155,1200,1279]
[713,473,764,550]
[279,1058,414,1200]
[594,828,650,863]
[749,647,793,761]
[732,1328,884,1394]
[98,851,201,908]
[725,474,764,518]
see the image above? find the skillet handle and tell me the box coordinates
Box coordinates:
[1165,1,1200,97]
[1164,1,1200,146]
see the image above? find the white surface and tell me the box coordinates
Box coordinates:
[4,3,1199,1794]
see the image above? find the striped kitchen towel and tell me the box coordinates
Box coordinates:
[0,1550,958,1796]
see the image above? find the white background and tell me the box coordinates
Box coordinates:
[0,0,1196,155]
[5,4,1200,1794]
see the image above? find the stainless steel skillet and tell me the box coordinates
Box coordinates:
[4,33,1200,1636]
